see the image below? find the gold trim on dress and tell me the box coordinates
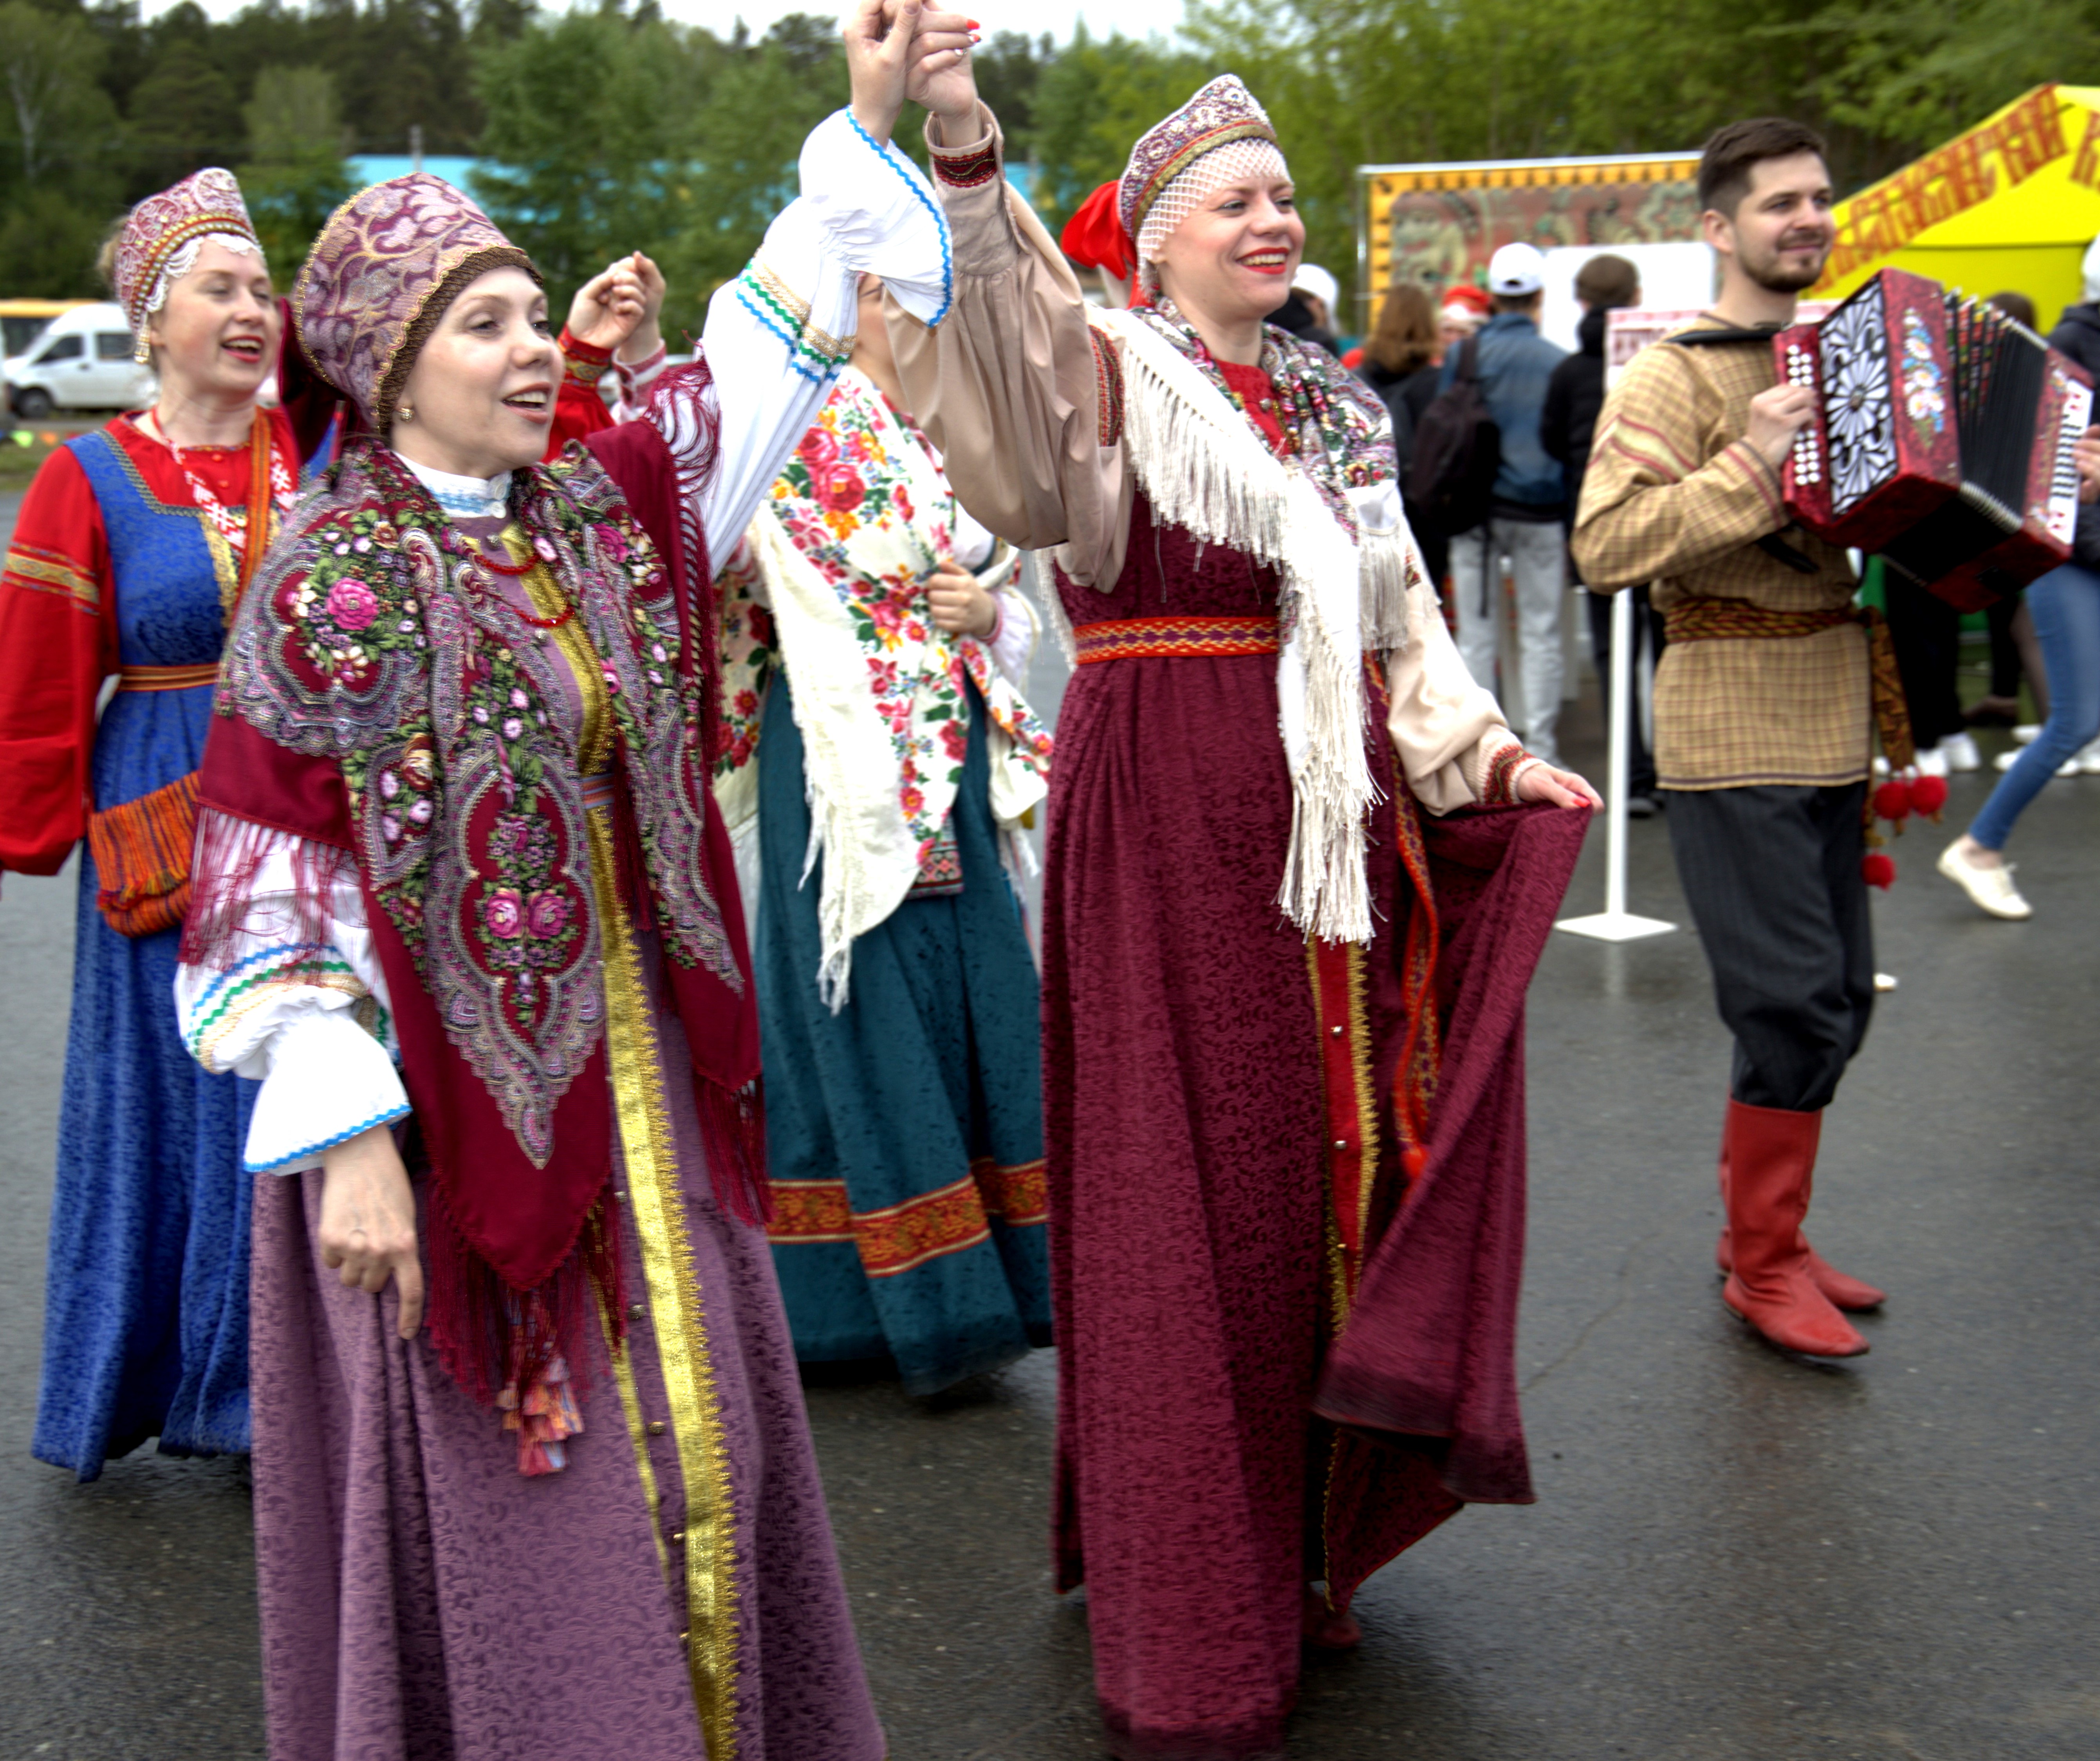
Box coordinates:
[589,807,742,1760]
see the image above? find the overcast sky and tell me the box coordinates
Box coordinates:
[142,0,1192,41]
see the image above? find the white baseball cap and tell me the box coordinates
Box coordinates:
[1487,242,1546,296]
[1292,263,1340,314]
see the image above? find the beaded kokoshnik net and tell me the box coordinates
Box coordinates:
[1134,138,1292,289]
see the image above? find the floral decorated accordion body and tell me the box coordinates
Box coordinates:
[1776,268,2093,609]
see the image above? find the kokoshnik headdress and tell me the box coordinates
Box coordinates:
[1060,74,1291,294]
[114,168,265,365]
[294,172,540,433]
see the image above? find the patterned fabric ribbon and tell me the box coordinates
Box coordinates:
[118,662,220,692]
[1073,614,1280,663]
[1662,597,1914,771]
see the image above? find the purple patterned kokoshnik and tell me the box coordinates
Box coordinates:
[293,173,539,434]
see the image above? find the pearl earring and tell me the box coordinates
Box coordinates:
[397,402,415,423]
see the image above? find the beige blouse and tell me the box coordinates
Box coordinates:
[887,106,1534,817]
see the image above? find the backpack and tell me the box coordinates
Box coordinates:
[1405,334,1500,538]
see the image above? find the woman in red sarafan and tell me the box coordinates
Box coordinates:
[889,63,1598,1761]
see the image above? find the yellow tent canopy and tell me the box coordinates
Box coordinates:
[1812,83,2100,329]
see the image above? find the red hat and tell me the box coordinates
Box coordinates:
[1441,284,1491,316]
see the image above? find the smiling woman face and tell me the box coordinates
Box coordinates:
[149,238,279,406]
[391,266,560,479]
[1152,176,1304,337]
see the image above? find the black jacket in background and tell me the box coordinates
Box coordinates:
[1358,357,1443,474]
[1540,305,1609,503]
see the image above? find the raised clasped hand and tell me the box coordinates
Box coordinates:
[565,256,649,354]
[845,0,979,148]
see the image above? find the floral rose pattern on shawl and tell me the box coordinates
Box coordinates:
[750,381,1051,868]
[215,434,734,1165]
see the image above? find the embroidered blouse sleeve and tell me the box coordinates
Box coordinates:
[691,107,953,579]
[886,105,1132,589]
[1383,572,1541,814]
[0,445,117,875]
[175,817,408,1175]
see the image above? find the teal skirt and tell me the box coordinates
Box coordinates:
[755,677,1052,1394]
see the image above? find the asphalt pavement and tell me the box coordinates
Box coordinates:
[2,489,2095,1759]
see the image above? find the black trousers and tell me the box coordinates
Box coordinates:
[1663,783,1874,1112]
[1883,571,1967,746]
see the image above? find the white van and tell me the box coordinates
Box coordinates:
[4,302,155,419]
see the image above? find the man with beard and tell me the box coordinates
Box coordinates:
[1573,119,1889,1361]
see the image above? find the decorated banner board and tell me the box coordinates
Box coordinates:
[1355,150,1702,332]
[1811,84,2100,330]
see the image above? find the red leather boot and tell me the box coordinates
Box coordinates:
[1720,1100,1869,1357]
[1715,1111,1885,1311]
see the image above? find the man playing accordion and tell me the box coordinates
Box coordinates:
[1572,118,1887,1360]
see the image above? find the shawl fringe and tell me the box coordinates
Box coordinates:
[178,805,362,971]
[1100,308,1378,942]
[695,1074,772,1227]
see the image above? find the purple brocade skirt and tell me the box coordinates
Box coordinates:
[249,994,883,1761]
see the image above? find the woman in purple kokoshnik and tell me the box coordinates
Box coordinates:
[170,4,974,1756]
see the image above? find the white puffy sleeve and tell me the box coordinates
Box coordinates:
[693,108,952,577]
[175,820,407,1175]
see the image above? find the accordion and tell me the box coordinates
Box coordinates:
[1775,268,2093,609]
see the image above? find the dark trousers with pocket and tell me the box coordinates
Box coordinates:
[1663,782,1874,1113]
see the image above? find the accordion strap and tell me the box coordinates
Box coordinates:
[1662,325,1785,347]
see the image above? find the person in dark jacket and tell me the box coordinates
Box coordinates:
[1544,252,1662,810]
[1939,248,2100,919]
[1357,279,1447,586]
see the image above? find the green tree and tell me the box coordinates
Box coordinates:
[1027,26,1210,228]
[127,27,243,186]
[0,0,123,293]
[662,20,846,309]
[471,5,713,327]
[238,64,355,273]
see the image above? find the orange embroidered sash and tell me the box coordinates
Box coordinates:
[117,662,220,692]
[1073,614,1279,664]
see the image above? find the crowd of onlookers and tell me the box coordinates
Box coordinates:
[1268,241,2100,922]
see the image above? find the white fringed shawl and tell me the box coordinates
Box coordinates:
[1083,305,1422,944]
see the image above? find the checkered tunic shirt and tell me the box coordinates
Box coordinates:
[1571,318,1869,791]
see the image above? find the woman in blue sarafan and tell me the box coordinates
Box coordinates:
[715,272,1056,1395]
[0,171,333,1478]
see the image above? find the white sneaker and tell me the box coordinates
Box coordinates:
[1937,839,2032,919]
[2014,724,2042,744]
[1914,744,1950,778]
[1940,731,1981,772]
[1996,747,2082,776]
[2078,740,2100,775]
[1995,749,2017,772]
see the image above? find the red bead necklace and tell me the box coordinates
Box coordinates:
[454,527,576,630]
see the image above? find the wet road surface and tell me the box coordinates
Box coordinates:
[3,487,2095,1759]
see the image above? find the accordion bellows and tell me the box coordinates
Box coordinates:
[1777,268,2093,609]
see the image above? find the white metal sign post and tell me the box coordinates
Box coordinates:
[1555,585,1675,943]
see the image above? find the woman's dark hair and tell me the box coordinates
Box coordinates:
[1986,290,2038,331]
[1574,253,1640,310]
[1365,280,1439,377]
[1697,118,1828,217]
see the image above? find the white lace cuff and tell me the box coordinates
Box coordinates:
[244,1005,410,1176]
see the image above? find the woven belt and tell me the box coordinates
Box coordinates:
[117,662,220,693]
[1663,598,1914,771]
[1073,615,1279,664]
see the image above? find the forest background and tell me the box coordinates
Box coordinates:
[0,0,2085,338]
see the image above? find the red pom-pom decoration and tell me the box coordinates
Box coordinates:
[1059,179,1136,283]
[1909,773,1949,819]
[1862,851,1897,890]
[1873,777,1913,823]
[1401,1145,1427,1182]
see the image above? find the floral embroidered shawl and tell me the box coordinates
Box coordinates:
[717,371,1051,1007]
[217,435,735,1162]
